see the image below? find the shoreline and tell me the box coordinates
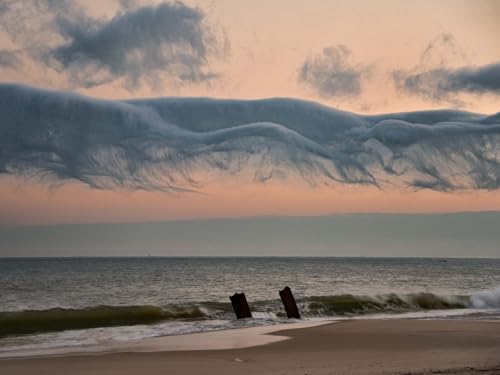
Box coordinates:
[1,319,499,374]
[1,307,498,360]
[2,307,498,359]
[0,320,331,359]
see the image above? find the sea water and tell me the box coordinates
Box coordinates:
[1,257,500,356]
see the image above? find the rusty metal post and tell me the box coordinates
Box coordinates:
[279,286,301,319]
[230,292,252,319]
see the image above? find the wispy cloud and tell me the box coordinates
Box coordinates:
[298,45,370,99]
[0,49,21,69]
[0,1,228,90]
[392,33,500,105]
[50,2,226,90]
[393,62,500,104]
[1,84,499,192]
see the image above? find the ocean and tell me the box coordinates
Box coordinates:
[1,257,500,356]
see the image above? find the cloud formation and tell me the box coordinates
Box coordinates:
[298,45,369,98]
[1,84,499,192]
[0,49,21,69]
[0,1,227,90]
[394,62,500,103]
[418,33,468,69]
[50,2,225,89]
[393,33,500,104]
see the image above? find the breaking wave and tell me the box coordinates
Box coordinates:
[470,286,500,309]
[3,289,500,338]
[301,293,468,316]
[1,84,500,192]
[0,305,208,337]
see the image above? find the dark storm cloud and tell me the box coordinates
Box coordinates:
[298,45,369,98]
[0,1,227,90]
[1,84,500,192]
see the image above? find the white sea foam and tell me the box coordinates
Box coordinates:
[2,306,500,359]
[470,286,500,308]
[1,258,499,359]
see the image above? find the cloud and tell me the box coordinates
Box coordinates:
[393,33,500,104]
[418,33,468,69]
[1,84,500,192]
[0,0,80,48]
[0,1,227,90]
[0,49,21,69]
[50,2,225,89]
[298,45,369,98]
[394,62,500,103]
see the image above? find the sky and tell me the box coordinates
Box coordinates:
[0,0,500,228]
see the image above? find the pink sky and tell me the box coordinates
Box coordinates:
[0,0,499,225]
[2,176,500,225]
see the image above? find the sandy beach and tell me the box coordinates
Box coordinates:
[1,319,499,375]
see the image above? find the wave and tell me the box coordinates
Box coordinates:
[470,286,500,309]
[0,305,209,338]
[3,289,499,338]
[300,293,469,316]
[1,84,499,192]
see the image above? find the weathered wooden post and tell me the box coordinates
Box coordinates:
[230,292,252,319]
[279,286,301,319]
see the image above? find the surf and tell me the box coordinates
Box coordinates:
[2,288,499,338]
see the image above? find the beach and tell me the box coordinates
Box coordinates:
[1,319,499,375]
[1,1,500,372]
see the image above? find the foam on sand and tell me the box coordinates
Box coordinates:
[0,320,330,359]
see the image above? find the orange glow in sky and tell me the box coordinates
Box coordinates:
[1,0,499,225]
[2,176,500,225]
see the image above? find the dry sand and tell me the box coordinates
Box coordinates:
[1,319,499,375]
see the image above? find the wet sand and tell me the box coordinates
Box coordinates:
[1,319,499,375]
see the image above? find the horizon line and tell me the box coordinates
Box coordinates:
[1,255,499,260]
